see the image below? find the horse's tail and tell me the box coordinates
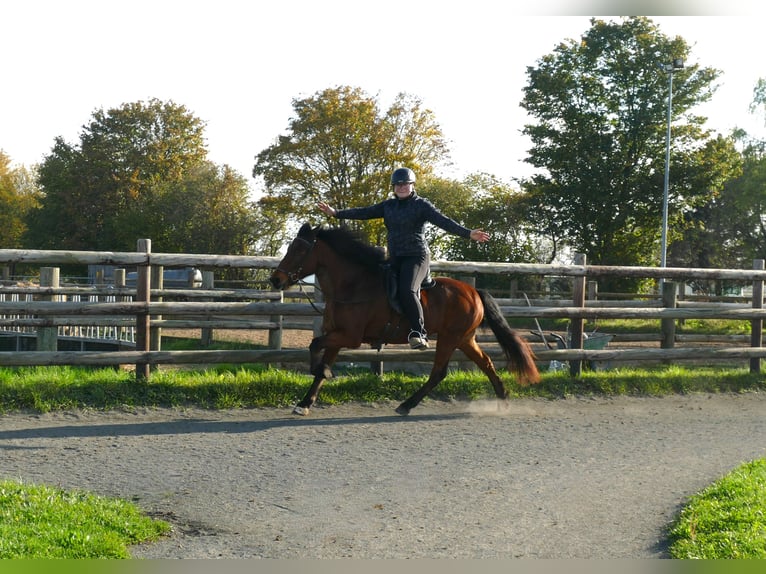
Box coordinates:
[478,289,540,385]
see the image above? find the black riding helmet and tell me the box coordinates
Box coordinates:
[391,167,416,186]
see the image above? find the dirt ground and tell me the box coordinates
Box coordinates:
[165,328,313,348]
[2,393,765,558]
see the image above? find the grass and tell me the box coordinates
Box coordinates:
[0,479,170,558]
[1,362,765,414]
[668,459,766,559]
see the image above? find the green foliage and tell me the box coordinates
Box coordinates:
[520,17,736,288]
[0,480,170,558]
[253,86,450,243]
[676,132,766,274]
[0,150,41,249]
[668,459,766,558]
[24,98,259,256]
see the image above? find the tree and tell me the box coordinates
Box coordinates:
[0,151,41,249]
[146,162,258,256]
[252,86,450,245]
[670,81,766,287]
[520,16,737,283]
[26,99,209,251]
[422,173,548,291]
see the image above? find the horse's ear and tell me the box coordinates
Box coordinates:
[298,222,315,240]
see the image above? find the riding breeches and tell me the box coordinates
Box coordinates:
[392,252,430,335]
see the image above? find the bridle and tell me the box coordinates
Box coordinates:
[273,235,325,314]
[274,236,316,284]
[275,233,378,313]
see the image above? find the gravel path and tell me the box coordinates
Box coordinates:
[1,393,765,559]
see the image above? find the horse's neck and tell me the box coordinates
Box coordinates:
[315,263,381,300]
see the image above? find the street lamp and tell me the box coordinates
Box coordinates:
[660,58,684,269]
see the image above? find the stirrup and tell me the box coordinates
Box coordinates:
[408,330,429,350]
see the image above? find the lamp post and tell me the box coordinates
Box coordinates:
[660,58,684,269]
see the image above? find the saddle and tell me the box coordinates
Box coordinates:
[382,263,436,315]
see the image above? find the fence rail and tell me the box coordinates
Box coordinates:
[3,242,766,377]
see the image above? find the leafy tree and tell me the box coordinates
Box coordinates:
[424,173,543,263]
[253,85,450,246]
[0,151,41,248]
[425,173,546,291]
[520,16,737,287]
[415,175,476,259]
[146,162,257,256]
[26,99,208,251]
[251,195,293,257]
[671,80,766,291]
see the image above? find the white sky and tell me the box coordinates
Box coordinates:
[2,1,765,196]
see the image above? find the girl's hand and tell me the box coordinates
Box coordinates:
[318,202,336,216]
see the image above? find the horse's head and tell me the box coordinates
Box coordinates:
[269,223,317,290]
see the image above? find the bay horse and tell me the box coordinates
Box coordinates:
[269,223,540,416]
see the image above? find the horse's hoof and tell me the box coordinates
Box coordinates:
[395,404,410,416]
[292,405,310,416]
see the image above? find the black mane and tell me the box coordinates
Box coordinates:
[314,225,386,272]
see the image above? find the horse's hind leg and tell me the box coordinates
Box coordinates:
[395,347,453,416]
[459,337,510,408]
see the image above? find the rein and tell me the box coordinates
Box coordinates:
[296,279,324,315]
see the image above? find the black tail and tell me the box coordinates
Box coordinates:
[478,289,540,384]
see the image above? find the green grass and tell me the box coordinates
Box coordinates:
[668,459,766,559]
[2,363,765,414]
[0,480,170,558]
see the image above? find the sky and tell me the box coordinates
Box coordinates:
[2,1,765,196]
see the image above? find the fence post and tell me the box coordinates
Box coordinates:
[134,239,151,381]
[661,281,677,354]
[750,259,764,374]
[201,271,215,347]
[268,290,283,350]
[114,269,130,344]
[150,265,163,362]
[37,267,59,352]
[569,254,586,376]
[312,287,324,338]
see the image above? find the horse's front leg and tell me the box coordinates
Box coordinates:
[293,336,340,416]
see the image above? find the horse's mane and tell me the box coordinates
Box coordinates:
[313,225,386,273]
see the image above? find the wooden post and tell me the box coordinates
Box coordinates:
[37,267,59,352]
[586,280,598,301]
[150,265,163,365]
[750,259,764,374]
[569,254,586,377]
[201,271,215,347]
[661,281,677,351]
[114,269,129,344]
[312,286,324,338]
[586,280,598,330]
[268,289,283,350]
[134,239,151,381]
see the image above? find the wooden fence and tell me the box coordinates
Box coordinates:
[3,240,766,378]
